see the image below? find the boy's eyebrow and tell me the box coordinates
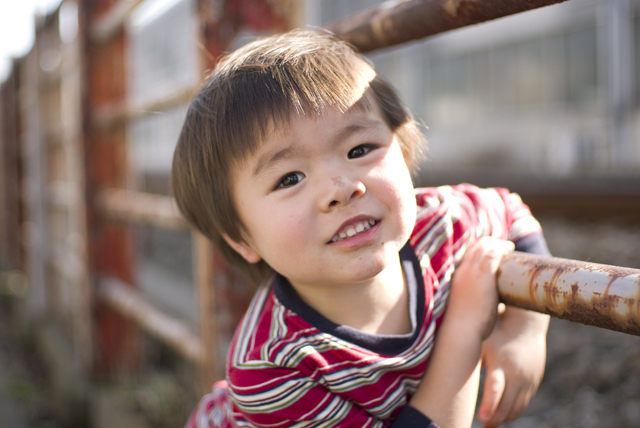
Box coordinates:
[333,119,383,145]
[253,117,384,177]
[253,146,300,177]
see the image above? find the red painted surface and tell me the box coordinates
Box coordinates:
[197,0,294,370]
[91,0,123,21]
[85,0,140,374]
[0,60,24,272]
[88,34,126,104]
[200,0,292,70]
[83,0,294,376]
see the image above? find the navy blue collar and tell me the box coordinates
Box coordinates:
[273,242,425,356]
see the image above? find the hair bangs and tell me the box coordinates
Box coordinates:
[171,29,426,285]
[216,41,376,166]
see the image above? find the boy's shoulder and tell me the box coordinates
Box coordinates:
[414,183,510,205]
[410,184,540,254]
[227,277,286,365]
[413,184,520,221]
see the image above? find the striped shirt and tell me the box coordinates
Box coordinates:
[187,185,545,428]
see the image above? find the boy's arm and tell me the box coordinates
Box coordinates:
[478,306,549,427]
[408,315,485,428]
[226,238,513,428]
[409,238,514,428]
[478,232,551,428]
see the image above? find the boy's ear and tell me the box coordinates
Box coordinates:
[221,233,262,264]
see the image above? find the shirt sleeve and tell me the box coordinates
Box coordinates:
[484,186,551,256]
[513,232,551,256]
[448,184,544,244]
[185,381,234,428]
[391,405,441,428]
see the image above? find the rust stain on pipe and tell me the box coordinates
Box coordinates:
[497,252,640,335]
[329,0,569,53]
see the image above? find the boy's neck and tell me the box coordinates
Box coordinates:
[288,255,411,335]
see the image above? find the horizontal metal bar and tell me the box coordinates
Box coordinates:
[89,0,145,45]
[498,252,640,335]
[98,277,204,363]
[96,188,189,231]
[48,181,79,207]
[329,0,569,53]
[92,87,196,130]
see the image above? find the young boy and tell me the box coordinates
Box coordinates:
[172,30,550,428]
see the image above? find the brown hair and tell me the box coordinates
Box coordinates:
[170,29,425,284]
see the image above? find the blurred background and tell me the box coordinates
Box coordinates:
[0,0,639,427]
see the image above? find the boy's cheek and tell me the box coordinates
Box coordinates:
[259,213,311,254]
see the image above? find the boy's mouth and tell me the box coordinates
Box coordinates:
[330,219,377,243]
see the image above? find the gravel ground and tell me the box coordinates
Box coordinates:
[1,216,639,427]
[0,300,60,428]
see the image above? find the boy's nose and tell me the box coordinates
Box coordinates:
[320,175,366,211]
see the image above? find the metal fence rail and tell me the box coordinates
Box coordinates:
[329,0,569,53]
[498,252,640,335]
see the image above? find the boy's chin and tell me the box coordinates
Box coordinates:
[337,253,402,284]
[287,262,389,288]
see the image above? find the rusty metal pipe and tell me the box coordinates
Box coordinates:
[329,0,569,53]
[498,252,640,335]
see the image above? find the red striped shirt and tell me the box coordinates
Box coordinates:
[186,185,542,428]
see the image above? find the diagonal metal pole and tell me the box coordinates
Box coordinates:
[498,252,640,335]
[329,0,569,53]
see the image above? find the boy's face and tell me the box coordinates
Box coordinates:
[225,93,417,291]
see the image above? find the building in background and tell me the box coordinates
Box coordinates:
[309,0,639,180]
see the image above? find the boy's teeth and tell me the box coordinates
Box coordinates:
[331,220,376,243]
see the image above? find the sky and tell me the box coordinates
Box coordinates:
[0,0,63,83]
[0,0,181,83]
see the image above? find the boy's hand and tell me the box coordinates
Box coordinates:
[478,306,549,428]
[447,237,515,340]
[410,237,514,428]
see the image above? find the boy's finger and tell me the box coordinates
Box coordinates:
[506,389,531,422]
[479,240,515,273]
[478,367,505,422]
[484,385,520,428]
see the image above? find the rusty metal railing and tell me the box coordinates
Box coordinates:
[95,187,223,388]
[329,0,569,53]
[328,0,640,337]
[498,252,640,335]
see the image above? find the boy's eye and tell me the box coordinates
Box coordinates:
[277,172,305,189]
[348,144,375,159]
